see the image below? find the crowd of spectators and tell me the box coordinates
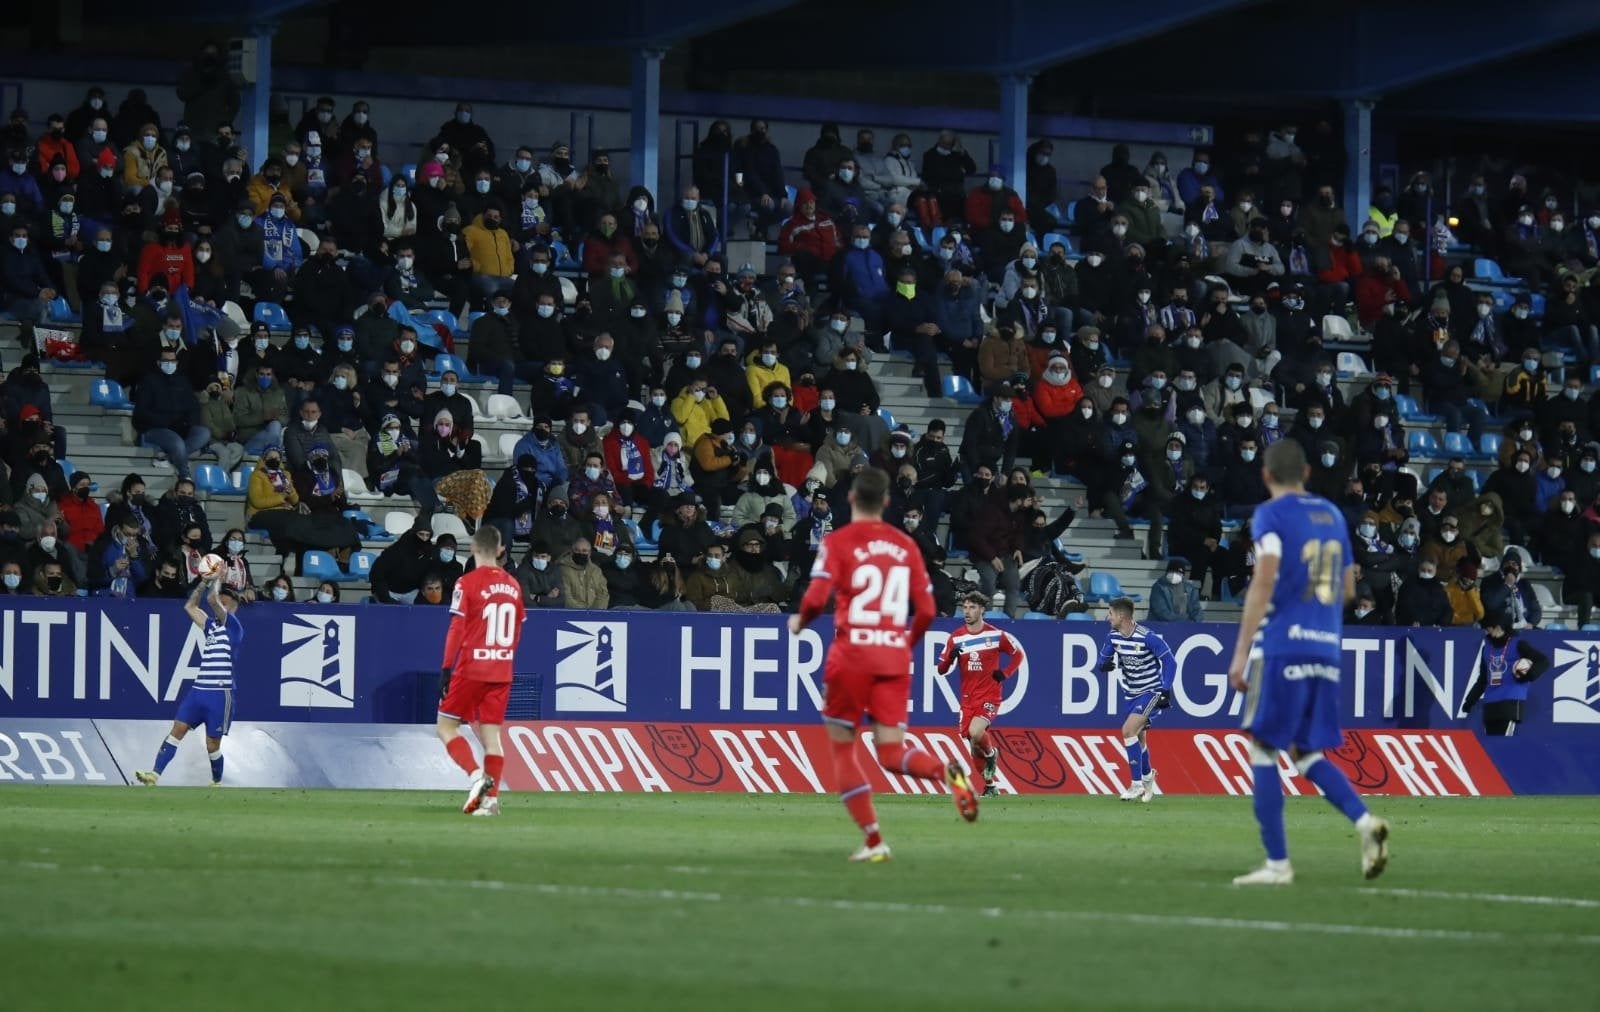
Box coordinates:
[2,67,1597,623]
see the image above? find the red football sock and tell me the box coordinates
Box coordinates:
[967,741,987,793]
[445,735,479,776]
[831,739,881,847]
[484,754,504,796]
[875,740,945,782]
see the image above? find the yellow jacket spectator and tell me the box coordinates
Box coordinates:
[745,342,791,407]
[464,209,515,277]
[122,124,167,189]
[672,381,730,447]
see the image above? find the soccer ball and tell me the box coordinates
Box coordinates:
[197,553,226,580]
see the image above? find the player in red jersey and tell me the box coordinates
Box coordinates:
[436,526,525,816]
[789,467,978,863]
[936,591,1024,797]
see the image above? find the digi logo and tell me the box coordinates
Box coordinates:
[1550,640,1600,724]
[553,622,627,712]
[280,615,357,708]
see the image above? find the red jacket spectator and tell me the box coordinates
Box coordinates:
[137,237,195,294]
[778,188,840,265]
[1011,388,1046,430]
[1354,264,1412,327]
[1031,358,1084,420]
[1317,242,1364,284]
[36,133,80,180]
[582,229,639,279]
[57,488,104,553]
[964,184,1026,232]
[602,425,656,490]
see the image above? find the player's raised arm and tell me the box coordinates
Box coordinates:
[206,577,228,623]
[183,578,209,629]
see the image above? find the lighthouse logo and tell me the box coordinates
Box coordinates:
[1550,640,1600,724]
[280,614,357,708]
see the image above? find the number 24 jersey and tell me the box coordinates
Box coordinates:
[445,565,526,683]
[802,520,936,670]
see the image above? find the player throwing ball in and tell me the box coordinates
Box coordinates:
[1098,597,1175,802]
[135,577,242,786]
[1227,441,1389,885]
[936,591,1024,797]
[437,527,525,816]
[790,467,978,863]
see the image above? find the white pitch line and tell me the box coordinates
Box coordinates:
[1362,887,1600,909]
[382,876,1600,947]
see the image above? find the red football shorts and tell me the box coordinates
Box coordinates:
[439,678,511,725]
[959,699,1000,739]
[821,654,911,729]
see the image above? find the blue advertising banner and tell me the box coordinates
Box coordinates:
[4,600,1600,736]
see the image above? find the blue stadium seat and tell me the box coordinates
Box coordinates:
[1591,364,1600,386]
[401,163,417,184]
[349,551,376,581]
[1065,611,1094,621]
[1530,293,1546,318]
[193,464,243,497]
[552,240,577,269]
[1479,432,1502,459]
[427,352,493,384]
[1473,258,1520,286]
[419,308,458,336]
[461,311,485,336]
[1087,571,1141,603]
[379,164,392,186]
[1394,393,1441,423]
[47,295,80,323]
[942,374,983,404]
[1407,430,1439,455]
[983,610,1008,622]
[877,407,896,431]
[90,378,133,411]
[253,301,292,330]
[1041,231,1072,256]
[1022,611,1054,620]
[784,184,797,207]
[1442,431,1477,459]
[1064,201,1078,225]
[300,550,345,582]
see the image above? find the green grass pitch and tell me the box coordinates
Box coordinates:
[4,788,1597,1012]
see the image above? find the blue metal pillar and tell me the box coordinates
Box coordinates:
[631,48,665,198]
[238,25,275,173]
[997,73,1032,194]
[1343,98,1374,230]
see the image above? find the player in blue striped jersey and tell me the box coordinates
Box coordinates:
[1226,440,1389,886]
[135,577,243,786]
[1098,598,1175,803]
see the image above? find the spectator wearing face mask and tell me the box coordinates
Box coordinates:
[1444,558,1485,627]
[1484,450,1538,545]
[120,123,167,191]
[777,189,840,280]
[1149,557,1203,622]
[485,453,544,550]
[567,451,619,517]
[1479,551,1541,631]
[369,520,435,604]
[690,418,746,516]
[1394,556,1450,626]
[1222,218,1285,296]
[516,537,564,608]
[560,536,612,612]
[1420,513,1476,579]
[1500,348,1548,420]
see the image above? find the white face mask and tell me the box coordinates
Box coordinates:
[333,376,348,391]
[1240,449,1257,462]
[844,360,859,371]
[1166,571,1183,585]
[272,585,290,600]
[382,373,399,388]
[595,348,612,362]
[1186,409,1205,425]
[570,422,588,436]
[1167,448,1184,461]
[771,396,788,409]
[531,557,549,572]
[1098,375,1113,389]
[400,341,416,354]
[1441,530,1458,543]
[316,590,334,604]
[819,398,836,411]
[650,395,666,407]
[1111,412,1127,425]
[301,418,318,431]
[1086,254,1103,267]
[1308,416,1324,430]
[834,431,851,446]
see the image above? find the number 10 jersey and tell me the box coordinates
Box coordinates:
[1251,492,1351,666]
[445,565,527,683]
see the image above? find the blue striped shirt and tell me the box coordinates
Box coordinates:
[193,613,244,690]
[1098,624,1176,697]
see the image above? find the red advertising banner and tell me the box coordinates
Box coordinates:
[498,723,1511,797]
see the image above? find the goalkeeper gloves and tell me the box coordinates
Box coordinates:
[1155,690,1172,709]
[1100,660,1116,675]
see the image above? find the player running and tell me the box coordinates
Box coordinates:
[437,527,525,816]
[936,591,1024,797]
[135,577,242,786]
[1227,440,1389,885]
[1097,597,1174,802]
[790,467,978,863]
